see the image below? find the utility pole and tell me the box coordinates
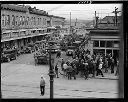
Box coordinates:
[69,12,71,34]
[94,11,99,28]
[112,7,121,26]
[75,18,77,26]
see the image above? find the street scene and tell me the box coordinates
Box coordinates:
[1,4,121,98]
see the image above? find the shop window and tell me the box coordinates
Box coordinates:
[114,41,120,48]
[93,40,99,47]
[106,41,113,48]
[100,41,106,47]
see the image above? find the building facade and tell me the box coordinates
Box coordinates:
[1,4,65,50]
[86,16,121,60]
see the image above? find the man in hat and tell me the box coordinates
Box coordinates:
[40,75,45,96]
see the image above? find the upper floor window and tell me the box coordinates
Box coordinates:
[22,16,25,25]
[2,14,5,26]
[12,15,15,26]
[27,17,29,25]
[38,18,40,25]
[15,16,18,26]
[19,16,22,25]
[6,15,10,26]
[34,17,36,25]
[31,17,33,25]
[40,18,41,25]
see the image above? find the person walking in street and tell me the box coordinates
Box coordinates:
[40,75,45,96]
[67,65,73,80]
[55,63,59,78]
[111,57,115,74]
[83,61,89,80]
[115,60,119,76]
[92,60,96,77]
[63,62,68,77]
[96,61,104,77]
[61,58,65,71]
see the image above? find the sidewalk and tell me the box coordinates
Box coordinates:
[59,68,119,80]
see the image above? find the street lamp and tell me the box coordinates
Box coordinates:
[47,41,55,99]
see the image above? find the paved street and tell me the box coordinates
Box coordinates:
[1,52,118,98]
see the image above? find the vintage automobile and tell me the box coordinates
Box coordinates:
[1,49,17,62]
[24,43,35,53]
[34,50,49,65]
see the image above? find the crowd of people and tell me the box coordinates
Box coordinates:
[55,46,119,80]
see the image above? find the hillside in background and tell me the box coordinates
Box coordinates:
[64,19,92,26]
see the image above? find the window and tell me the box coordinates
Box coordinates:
[19,16,22,25]
[15,16,18,26]
[2,14,5,26]
[106,41,113,48]
[27,17,29,25]
[22,16,25,25]
[100,41,106,47]
[31,17,33,25]
[34,17,36,25]
[12,15,15,26]
[113,41,120,48]
[40,18,41,25]
[38,18,40,25]
[93,40,99,47]
[6,15,10,26]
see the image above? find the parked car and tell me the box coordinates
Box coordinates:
[24,43,35,53]
[1,49,17,62]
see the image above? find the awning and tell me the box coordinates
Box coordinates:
[1,32,52,42]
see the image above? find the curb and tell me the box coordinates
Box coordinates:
[59,71,118,80]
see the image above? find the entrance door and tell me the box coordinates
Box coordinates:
[113,50,119,64]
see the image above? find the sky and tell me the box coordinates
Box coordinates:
[26,4,122,21]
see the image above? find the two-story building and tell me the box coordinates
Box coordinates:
[1,4,65,50]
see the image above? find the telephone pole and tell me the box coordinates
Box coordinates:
[69,12,71,34]
[112,7,121,26]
